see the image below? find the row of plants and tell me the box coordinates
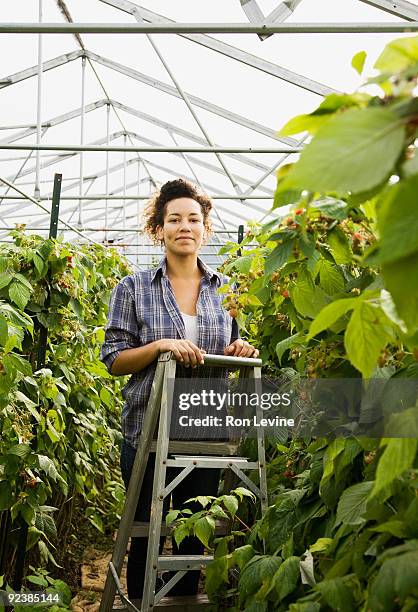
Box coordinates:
[0,227,131,599]
[169,36,418,610]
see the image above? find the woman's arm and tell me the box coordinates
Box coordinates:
[110,340,162,375]
[111,338,206,375]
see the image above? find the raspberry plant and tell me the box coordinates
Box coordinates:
[171,36,418,611]
[0,228,131,584]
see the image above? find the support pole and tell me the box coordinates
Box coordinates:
[13,173,62,590]
[78,56,86,227]
[34,0,43,200]
[123,133,127,231]
[105,103,110,242]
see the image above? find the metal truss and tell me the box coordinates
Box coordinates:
[1,0,415,258]
[100,0,336,96]
[3,21,416,34]
[358,0,418,20]
[240,0,305,40]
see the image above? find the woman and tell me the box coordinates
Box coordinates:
[101,179,259,600]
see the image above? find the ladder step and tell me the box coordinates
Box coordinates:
[112,594,211,611]
[158,555,214,570]
[166,457,258,469]
[151,440,239,455]
[130,520,230,538]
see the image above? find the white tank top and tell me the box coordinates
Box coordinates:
[181,312,198,345]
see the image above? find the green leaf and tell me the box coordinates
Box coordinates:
[239,555,283,602]
[369,550,418,611]
[0,272,13,290]
[221,494,239,517]
[271,556,300,600]
[275,332,304,365]
[33,253,45,275]
[99,387,112,408]
[371,520,408,538]
[174,522,190,548]
[309,538,333,553]
[206,556,228,598]
[0,481,13,511]
[8,281,31,310]
[291,276,328,319]
[13,273,33,291]
[352,50,367,75]
[313,198,349,221]
[344,302,390,377]
[279,113,329,137]
[224,256,252,274]
[166,510,180,526]
[4,353,32,376]
[375,175,418,265]
[278,93,367,137]
[232,545,255,570]
[315,577,355,612]
[26,575,49,587]
[318,260,345,295]
[327,228,352,265]
[379,289,407,333]
[335,481,373,526]
[372,438,417,497]
[0,315,7,346]
[288,604,320,612]
[282,107,405,194]
[307,297,358,340]
[383,252,418,331]
[265,240,293,275]
[375,35,418,73]
[37,455,61,482]
[8,444,31,458]
[194,516,215,548]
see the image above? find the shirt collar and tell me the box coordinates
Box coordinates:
[151,256,221,284]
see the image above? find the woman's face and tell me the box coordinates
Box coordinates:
[156,197,205,255]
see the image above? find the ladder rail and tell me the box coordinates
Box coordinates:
[101,351,267,612]
[100,353,168,612]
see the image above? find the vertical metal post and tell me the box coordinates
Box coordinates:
[13,173,62,590]
[123,133,127,231]
[78,55,86,227]
[136,160,140,266]
[105,102,110,243]
[34,0,43,200]
[237,224,244,257]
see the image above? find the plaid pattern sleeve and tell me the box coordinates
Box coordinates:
[100,257,241,448]
[100,281,142,373]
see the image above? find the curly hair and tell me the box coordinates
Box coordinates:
[143,179,213,244]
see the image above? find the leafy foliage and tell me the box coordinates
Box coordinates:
[172,35,418,610]
[0,228,130,580]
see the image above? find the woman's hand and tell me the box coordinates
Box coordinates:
[157,338,206,368]
[224,339,259,358]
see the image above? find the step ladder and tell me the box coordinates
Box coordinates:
[100,351,267,612]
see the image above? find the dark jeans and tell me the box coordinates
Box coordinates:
[120,438,220,599]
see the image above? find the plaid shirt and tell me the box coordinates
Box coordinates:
[100,256,239,448]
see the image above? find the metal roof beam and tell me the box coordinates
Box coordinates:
[358,0,418,20]
[99,0,336,96]
[0,143,302,153]
[1,100,107,144]
[5,130,130,182]
[0,49,83,90]
[5,20,415,34]
[85,50,296,146]
[2,98,274,173]
[107,100,276,172]
[129,134,273,194]
[240,0,305,40]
